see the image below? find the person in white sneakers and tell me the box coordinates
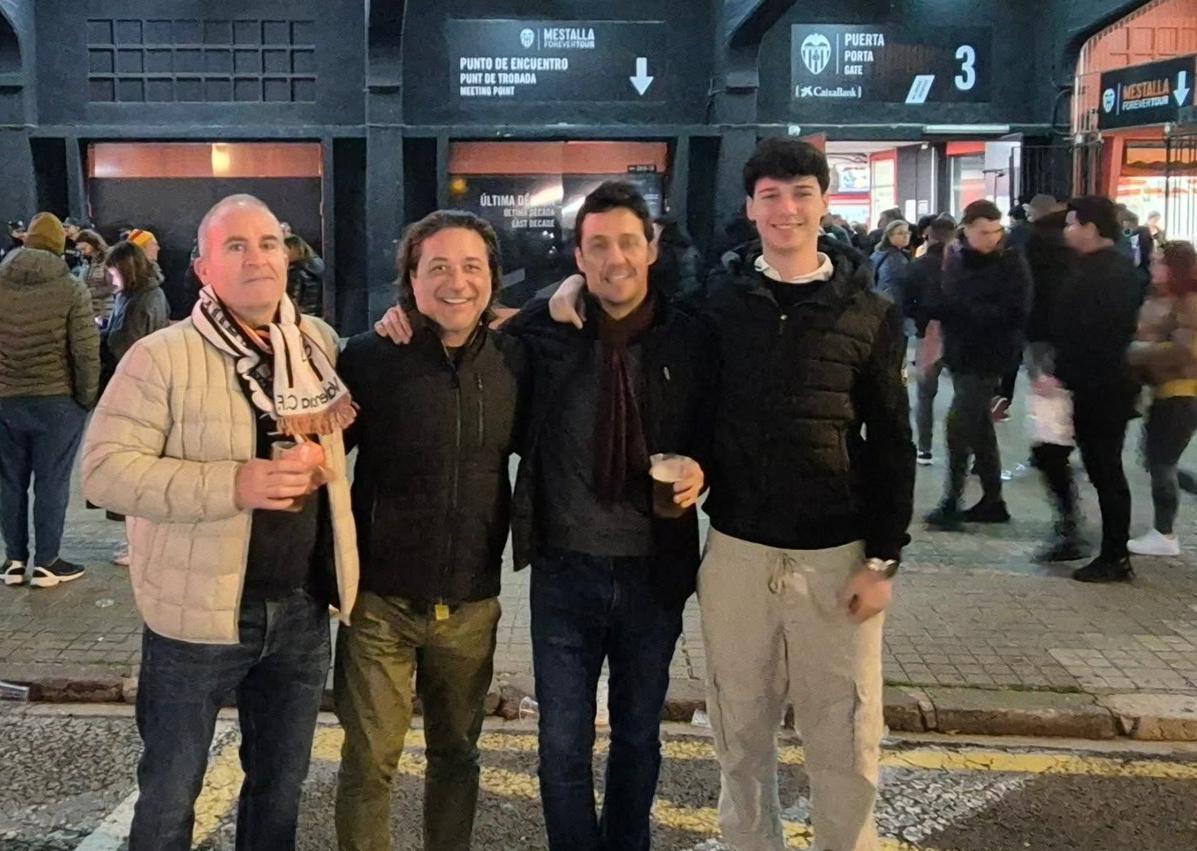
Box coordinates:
[1128,240,1197,557]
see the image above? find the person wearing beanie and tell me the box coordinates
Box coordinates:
[126,228,159,262]
[0,211,100,590]
[23,212,67,255]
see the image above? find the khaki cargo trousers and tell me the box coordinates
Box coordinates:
[698,530,885,851]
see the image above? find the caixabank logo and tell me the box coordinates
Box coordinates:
[800,33,832,75]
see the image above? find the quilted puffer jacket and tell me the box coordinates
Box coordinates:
[80,316,359,644]
[0,247,100,407]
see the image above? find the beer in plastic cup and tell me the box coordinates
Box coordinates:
[271,440,308,512]
[650,453,692,519]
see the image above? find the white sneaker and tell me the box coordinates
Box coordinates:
[2,559,26,586]
[112,544,130,567]
[1128,529,1180,557]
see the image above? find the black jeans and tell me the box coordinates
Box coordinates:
[129,589,331,851]
[1034,392,1132,559]
[944,373,1003,505]
[531,548,683,851]
[1143,397,1197,534]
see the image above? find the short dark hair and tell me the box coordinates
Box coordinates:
[1067,195,1121,242]
[961,200,1003,225]
[574,181,654,250]
[928,217,958,244]
[394,210,502,310]
[742,138,830,196]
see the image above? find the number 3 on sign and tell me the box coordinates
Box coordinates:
[955,45,976,91]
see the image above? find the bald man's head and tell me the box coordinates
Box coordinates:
[193,194,288,326]
[196,194,278,259]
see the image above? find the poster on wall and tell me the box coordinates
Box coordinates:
[448,174,571,303]
[827,153,870,194]
[791,25,992,104]
[448,19,667,103]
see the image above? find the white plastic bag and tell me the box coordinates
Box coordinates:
[1027,389,1074,446]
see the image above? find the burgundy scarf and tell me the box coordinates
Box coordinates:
[593,294,656,505]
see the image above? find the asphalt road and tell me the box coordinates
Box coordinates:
[2,705,1195,850]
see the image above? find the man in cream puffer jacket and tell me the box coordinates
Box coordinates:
[81,195,358,851]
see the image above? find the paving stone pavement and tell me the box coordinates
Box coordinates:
[3,378,1197,701]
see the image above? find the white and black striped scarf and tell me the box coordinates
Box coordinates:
[190,286,355,436]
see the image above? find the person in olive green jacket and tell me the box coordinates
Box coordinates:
[0,212,100,589]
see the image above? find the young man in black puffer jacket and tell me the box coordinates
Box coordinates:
[698,139,913,851]
[925,200,1033,531]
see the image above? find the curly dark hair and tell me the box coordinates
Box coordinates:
[394,210,502,311]
[742,138,831,196]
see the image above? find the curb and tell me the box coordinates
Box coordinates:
[6,667,1197,743]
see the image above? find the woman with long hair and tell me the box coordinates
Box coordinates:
[101,240,170,566]
[1128,241,1197,556]
[74,229,113,324]
[869,218,911,303]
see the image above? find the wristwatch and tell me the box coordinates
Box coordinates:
[864,557,899,579]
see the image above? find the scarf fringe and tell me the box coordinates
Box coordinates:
[277,396,358,438]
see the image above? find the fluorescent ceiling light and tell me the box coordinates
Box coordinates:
[922,124,1011,135]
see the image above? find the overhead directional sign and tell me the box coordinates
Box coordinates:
[791,25,992,104]
[448,19,666,103]
[1099,55,1197,130]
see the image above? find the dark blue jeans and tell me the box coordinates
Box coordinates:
[129,589,331,851]
[531,549,684,851]
[0,396,87,565]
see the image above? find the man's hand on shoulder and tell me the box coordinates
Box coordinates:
[374,305,413,345]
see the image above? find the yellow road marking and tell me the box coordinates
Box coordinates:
[194,724,1196,849]
[190,734,247,845]
[883,748,1197,780]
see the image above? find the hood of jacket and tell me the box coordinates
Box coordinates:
[0,247,71,287]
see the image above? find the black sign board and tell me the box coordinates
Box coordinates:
[1098,55,1196,130]
[791,25,991,104]
[448,19,666,103]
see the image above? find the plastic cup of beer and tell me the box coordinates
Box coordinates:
[650,453,693,519]
[270,440,308,512]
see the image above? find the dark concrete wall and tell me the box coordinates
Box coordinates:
[0,0,1158,332]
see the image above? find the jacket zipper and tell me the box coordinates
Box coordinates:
[476,373,485,449]
[442,347,463,612]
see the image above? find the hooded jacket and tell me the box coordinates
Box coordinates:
[701,237,914,561]
[0,247,100,407]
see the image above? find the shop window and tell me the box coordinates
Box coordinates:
[448,141,670,305]
[86,17,317,103]
[950,154,987,218]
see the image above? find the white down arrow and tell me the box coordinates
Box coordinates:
[1176,70,1191,107]
[630,57,654,96]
